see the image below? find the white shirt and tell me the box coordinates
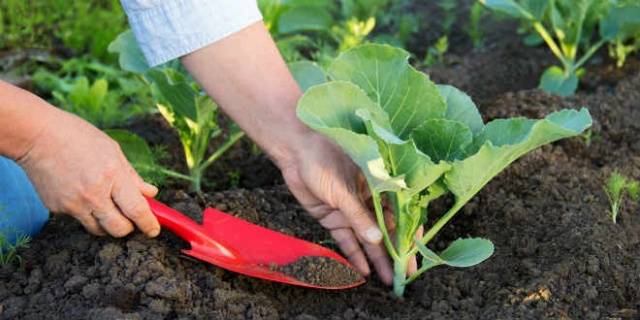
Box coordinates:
[120,0,263,66]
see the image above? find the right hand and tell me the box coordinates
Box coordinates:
[278,133,421,284]
[16,108,160,238]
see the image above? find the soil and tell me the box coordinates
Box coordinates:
[2,7,640,320]
[268,257,363,287]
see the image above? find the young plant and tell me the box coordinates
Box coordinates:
[604,171,640,223]
[374,1,419,48]
[0,207,31,266]
[108,31,245,193]
[259,0,385,63]
[466,2,486,49]
[423,36,449,67]
[297,44,592,296]
[32,57,152,128]
[259,0,337,63]
[0,233,30,266]
[605,2,640,67]
[480,0,640,96]
[332,17,377,53]
[148,68,244,192]
[47,76,142,128]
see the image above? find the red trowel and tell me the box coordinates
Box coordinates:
[146,198,365,289]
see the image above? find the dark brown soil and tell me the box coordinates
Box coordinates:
[268,256,362,287]
[2,7,640,320]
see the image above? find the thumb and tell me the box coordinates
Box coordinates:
[338,195,383,245]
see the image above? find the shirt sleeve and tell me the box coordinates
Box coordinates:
[120,0,263,66]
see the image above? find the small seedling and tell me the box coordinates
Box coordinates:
[606,1,640,68]
[260,0,388,63]
[32,57,152,129]
[604,171,640,223]
[0,234,31,266]
[332,17,376,53]
[480,0,640,96]
[297,44,592,296]
[50,76,143,128]
[0,207,31,267]
[108,31,246,193]
[424,36,449,67]
[466,2,486,49]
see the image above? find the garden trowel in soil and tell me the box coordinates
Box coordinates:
[146,197,365,289]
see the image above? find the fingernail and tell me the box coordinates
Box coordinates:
[150,228,161,238]
[364,227,382,243]
[146,183,158,192]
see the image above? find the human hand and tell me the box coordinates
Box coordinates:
[16,108,160,238]
[278,133,421,285]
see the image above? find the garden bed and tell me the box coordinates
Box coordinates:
[2,61,639,320]
[1,3,640,320]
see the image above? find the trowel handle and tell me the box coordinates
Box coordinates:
[145,197,204,242]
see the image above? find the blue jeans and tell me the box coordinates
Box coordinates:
[0,157,49,247]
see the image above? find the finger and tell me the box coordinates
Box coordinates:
[408,256,417,276]
[317,210,350,229]
[92,200,134,238]
[139,181,158,198]
[330,228,370,276]
[408,226,424,275]
[362,242,393,285]
[337,196,382,244]
[112,176,161,237]
[75,213,107,236]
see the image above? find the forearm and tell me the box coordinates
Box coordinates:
[0,81,60,160]
[180,21,310,168]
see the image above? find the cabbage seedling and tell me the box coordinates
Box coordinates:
[297,44,592,296]
[108,31,245,193]
[480,0,640,96]
[604,171,640,223]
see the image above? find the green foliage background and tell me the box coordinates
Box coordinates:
[0,0,127,60]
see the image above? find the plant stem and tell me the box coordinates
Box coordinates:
[532,21,569,69]
[190,168,202,193]
[156,167,193,181]
[403,264,425,285]
[369,188,399,260]
[611,202,619,224]
[573,38,607,71]
[408,200,466,257]
[393,256,409,297]
[199,130,245,172]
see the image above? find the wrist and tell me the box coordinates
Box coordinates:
[249,90,317,170]
[0,82,58,161]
